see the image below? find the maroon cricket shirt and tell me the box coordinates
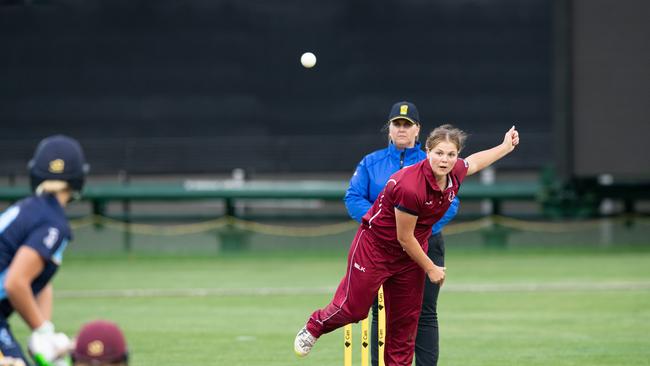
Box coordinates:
[361,158,468,250]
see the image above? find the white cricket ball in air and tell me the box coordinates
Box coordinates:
[300,52,317,68]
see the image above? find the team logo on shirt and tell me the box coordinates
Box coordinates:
[43,227,60,249]
[448,191,455,202]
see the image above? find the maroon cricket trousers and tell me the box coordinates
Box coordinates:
[306,227,427,366]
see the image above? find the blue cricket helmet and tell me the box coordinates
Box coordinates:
[28,135,90,193]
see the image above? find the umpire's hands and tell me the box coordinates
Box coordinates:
[28,321,72,366]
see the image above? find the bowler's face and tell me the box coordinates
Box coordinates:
[427,141,458,178]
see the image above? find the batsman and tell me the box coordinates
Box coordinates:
[0,135,89,366]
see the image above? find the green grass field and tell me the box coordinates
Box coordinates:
[10,246,650,365]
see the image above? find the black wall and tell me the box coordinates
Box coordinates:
[571,0,650,180]
[0,0,551,175]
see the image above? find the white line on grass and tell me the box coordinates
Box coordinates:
[55,281,650,299]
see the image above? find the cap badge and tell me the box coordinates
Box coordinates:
[48,159,65,173]
[400,105,408,115]
[88,340,105,356]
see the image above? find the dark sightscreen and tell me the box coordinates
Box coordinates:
[1,0,551,175]
[572,0,650,179]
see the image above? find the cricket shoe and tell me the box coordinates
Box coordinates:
[294,326,317,357]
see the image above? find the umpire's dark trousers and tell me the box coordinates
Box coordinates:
[371,232,445,366]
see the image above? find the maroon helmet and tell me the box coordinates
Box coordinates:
[72,320,128,364]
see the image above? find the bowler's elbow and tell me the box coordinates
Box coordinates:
[396,233,411,250]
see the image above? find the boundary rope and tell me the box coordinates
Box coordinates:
[69,214,650,237]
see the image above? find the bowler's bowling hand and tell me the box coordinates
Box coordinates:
[426,265,446,285]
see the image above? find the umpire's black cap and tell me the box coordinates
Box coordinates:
[388,101,420,125]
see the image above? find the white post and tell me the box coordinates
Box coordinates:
[231,168,246,216]
[480,166,495,215]
[598,174,614,246]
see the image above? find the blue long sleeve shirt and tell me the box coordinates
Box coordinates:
[344,142,459,235]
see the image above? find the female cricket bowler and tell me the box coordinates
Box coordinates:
[295,124,520,365]
[0,135,88,366]
[344,101,459,366]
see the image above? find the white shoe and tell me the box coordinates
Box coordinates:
[294,326,317,357]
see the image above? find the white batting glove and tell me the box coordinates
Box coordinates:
[28,321,72,366]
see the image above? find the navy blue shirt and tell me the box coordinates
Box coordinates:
[0,194,71,318]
